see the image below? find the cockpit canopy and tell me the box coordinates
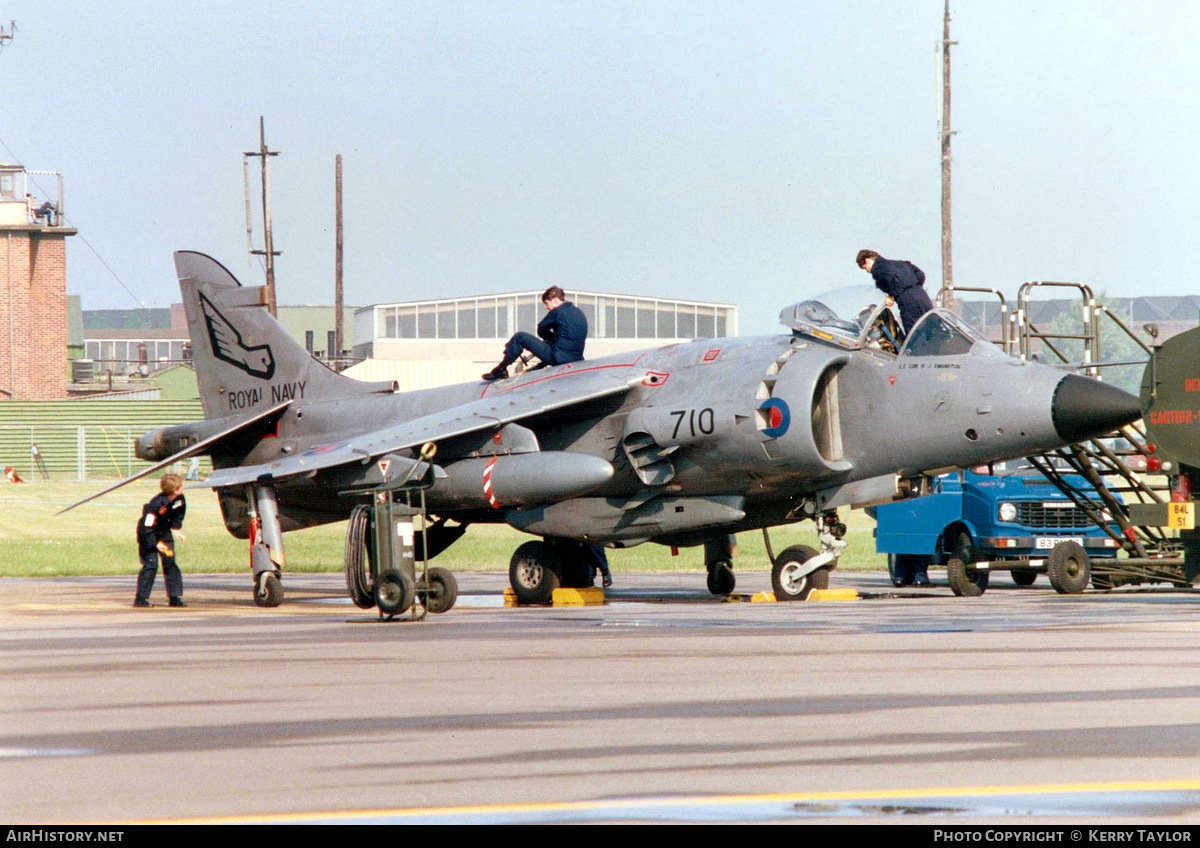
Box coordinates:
[779,285,997,358]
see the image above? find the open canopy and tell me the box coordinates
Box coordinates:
[779,285,999,358]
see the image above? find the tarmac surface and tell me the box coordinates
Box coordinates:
[5,568,1200,824]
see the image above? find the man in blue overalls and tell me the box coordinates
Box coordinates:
[134,473,188,607]
[856,249,933,337]
[483,286,588,381]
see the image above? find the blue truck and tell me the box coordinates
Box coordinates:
[872,459,1123,596]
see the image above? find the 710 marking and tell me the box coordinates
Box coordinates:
[670,407,715,439]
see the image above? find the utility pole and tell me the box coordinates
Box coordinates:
[245,117,281,316]
[334,154,343,363]
[940,0,956,293]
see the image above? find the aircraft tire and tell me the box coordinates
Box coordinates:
[376,568,415,615]
[1047,541,1090,594]
[509,541,561,604]
[1011,568,1038,587]
[421,566,458,614]
[255,571,284,608]
[771,545,827,601]
[707,561,736,596]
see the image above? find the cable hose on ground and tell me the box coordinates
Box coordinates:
[344,504,375,608]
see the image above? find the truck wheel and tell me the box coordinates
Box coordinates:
[947,556,988,597]
[946,532,986,597]
[1011,569,1038,587]
[1047,541,1090,594]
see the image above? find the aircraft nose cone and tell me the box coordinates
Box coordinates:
[1052,374,1142,443]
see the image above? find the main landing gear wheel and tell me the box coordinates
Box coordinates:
[946,532,988,597]
[509,541,561,605]
[1047,541,1091,595]
[255,571,284,608]
[420,566,458,614]
[376,568,415,616]
[706,560,736,596]
[771,545,829,601]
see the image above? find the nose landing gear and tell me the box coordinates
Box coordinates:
[766,510,845,601]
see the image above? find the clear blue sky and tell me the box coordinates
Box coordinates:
[1,1,1196,335]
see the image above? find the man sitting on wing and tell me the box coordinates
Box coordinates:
[482,286,588,381]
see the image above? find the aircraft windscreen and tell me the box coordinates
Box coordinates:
[898,311,990,357]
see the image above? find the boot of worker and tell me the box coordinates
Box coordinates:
[482,360,511,381]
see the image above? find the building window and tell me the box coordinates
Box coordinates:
[601,297,615,339]
[677,305,695,339]
[616,298,635,338]
[496,300,511,338]
[656,302,675,338]
[457,303,476,338]
[516,294,536,335]
[437,303,456,339]
[477,299,497,339]
[576,295,597,338]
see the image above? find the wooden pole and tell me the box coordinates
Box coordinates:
[335,154,344,362]
[260,118,277,316]
[245,117,280,316]
[940,0,956,293]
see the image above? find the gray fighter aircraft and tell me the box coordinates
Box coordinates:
[66,253,1142,606]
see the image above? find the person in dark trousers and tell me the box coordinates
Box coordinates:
[134,473,188,607]
[483,286,588,381]
[586,544,613,588]
[856,249,933,335]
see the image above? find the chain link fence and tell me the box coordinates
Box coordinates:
[0,425,211,481]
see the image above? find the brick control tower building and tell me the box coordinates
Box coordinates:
[0,164,76,400]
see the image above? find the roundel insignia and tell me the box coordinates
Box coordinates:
[758,398,791,439]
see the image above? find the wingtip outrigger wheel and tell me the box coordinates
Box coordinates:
[255,570,283,608]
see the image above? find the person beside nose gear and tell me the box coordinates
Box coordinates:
[483,286,588,381]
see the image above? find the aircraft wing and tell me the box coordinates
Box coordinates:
[199,366,644,489]
[55,401,292,514]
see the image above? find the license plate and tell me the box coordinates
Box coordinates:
[1035,537,1083,549]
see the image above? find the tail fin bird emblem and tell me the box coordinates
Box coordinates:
[199,291,276,380]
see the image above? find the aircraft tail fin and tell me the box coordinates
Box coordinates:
[175,251,394,419]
